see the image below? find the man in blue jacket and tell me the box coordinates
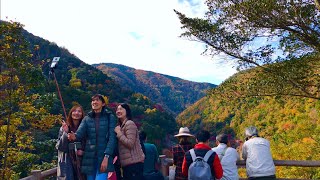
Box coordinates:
[68,94,116,180]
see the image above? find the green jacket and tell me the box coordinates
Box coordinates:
[75,108,117,175]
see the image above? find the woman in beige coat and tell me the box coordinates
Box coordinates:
[114,103,145,180]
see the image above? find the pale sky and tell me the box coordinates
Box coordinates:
[2,0,237,85]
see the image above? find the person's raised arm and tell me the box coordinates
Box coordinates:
[56,126,69,152]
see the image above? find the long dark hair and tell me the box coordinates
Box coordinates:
[66,105,84,130]
[118,103,132,125]
[178,136,192,145]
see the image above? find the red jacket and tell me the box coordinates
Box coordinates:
[182,143,223,179]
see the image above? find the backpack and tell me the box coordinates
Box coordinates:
[188,149,214,180]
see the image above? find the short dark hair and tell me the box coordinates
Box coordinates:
[216,134,228,144]
[139,131,147,142]
[196,130,210,143]
[91,94,106,105]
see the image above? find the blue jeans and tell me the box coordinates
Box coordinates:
[86,163,108,180]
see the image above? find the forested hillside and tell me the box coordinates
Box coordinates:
[175,0,319,177]
[176,55,320,179]
[2,0,319,178]
[94,63,216,115]
[0,21,176,179]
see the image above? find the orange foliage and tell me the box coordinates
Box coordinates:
[282,122,295,130]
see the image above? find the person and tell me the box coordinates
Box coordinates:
[182,130,223,179]
[139,131,164,180]
[242,126,276,180]
[212,133,240,180]
[68,94,117,180]
[56,104,86,180]
[171,127,194,180]
[114,103,145,180]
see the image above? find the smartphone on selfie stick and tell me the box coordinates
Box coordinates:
[50,57,67,123]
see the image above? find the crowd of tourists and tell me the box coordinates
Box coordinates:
[55,94,276,180]
[171,127,275,180]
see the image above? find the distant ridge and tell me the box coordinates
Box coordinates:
[94,63,217,116]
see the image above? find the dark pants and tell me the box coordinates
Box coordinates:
[123,162,144,180]
[249,175,276,180]
[143,170,164,180]
[114,161,122,180]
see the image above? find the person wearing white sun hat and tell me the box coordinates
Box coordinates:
[171,127,194,180]
[174,127,195,138]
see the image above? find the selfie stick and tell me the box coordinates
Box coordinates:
[50,57,68,121]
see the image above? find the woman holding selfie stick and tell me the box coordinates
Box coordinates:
[56,104,86,180]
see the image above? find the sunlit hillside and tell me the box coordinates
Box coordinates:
[176,56,320,179]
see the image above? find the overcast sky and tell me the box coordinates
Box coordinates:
[2,0,237,85]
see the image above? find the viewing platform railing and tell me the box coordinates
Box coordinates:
[20,155,320,180]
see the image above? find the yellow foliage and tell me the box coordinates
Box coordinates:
[145,108,157,114]
[302,137,316,144]
[104,96,109,105]
[69,78,82,88]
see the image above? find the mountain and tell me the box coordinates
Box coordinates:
[93,63,217,116]
[176,56,320,179]
[20,23,178,139]
[1,21,178,178]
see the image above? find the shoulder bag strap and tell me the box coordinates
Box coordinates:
[221,147,228,157]
[190,149,196,162]
[203,150,214,162]
[178,144,186,153]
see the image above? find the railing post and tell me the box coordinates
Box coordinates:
[31,170,41,180]
[159,155,169,177]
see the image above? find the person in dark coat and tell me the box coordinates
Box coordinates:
[68,94,117,180]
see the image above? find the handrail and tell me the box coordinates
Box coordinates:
[159,156,320,180]
[19,157,320,180]
[160,157,320,167]
[20,168,57,180]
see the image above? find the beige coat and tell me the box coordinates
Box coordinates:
[117,120,145,167]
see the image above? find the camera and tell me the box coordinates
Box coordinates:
[50,57,60,69]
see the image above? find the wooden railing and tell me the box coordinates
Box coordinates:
[20,156,320,180]
[20,168,57,180]
[158,155,320,180]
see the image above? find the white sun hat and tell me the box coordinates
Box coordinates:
[174,127,194,137]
